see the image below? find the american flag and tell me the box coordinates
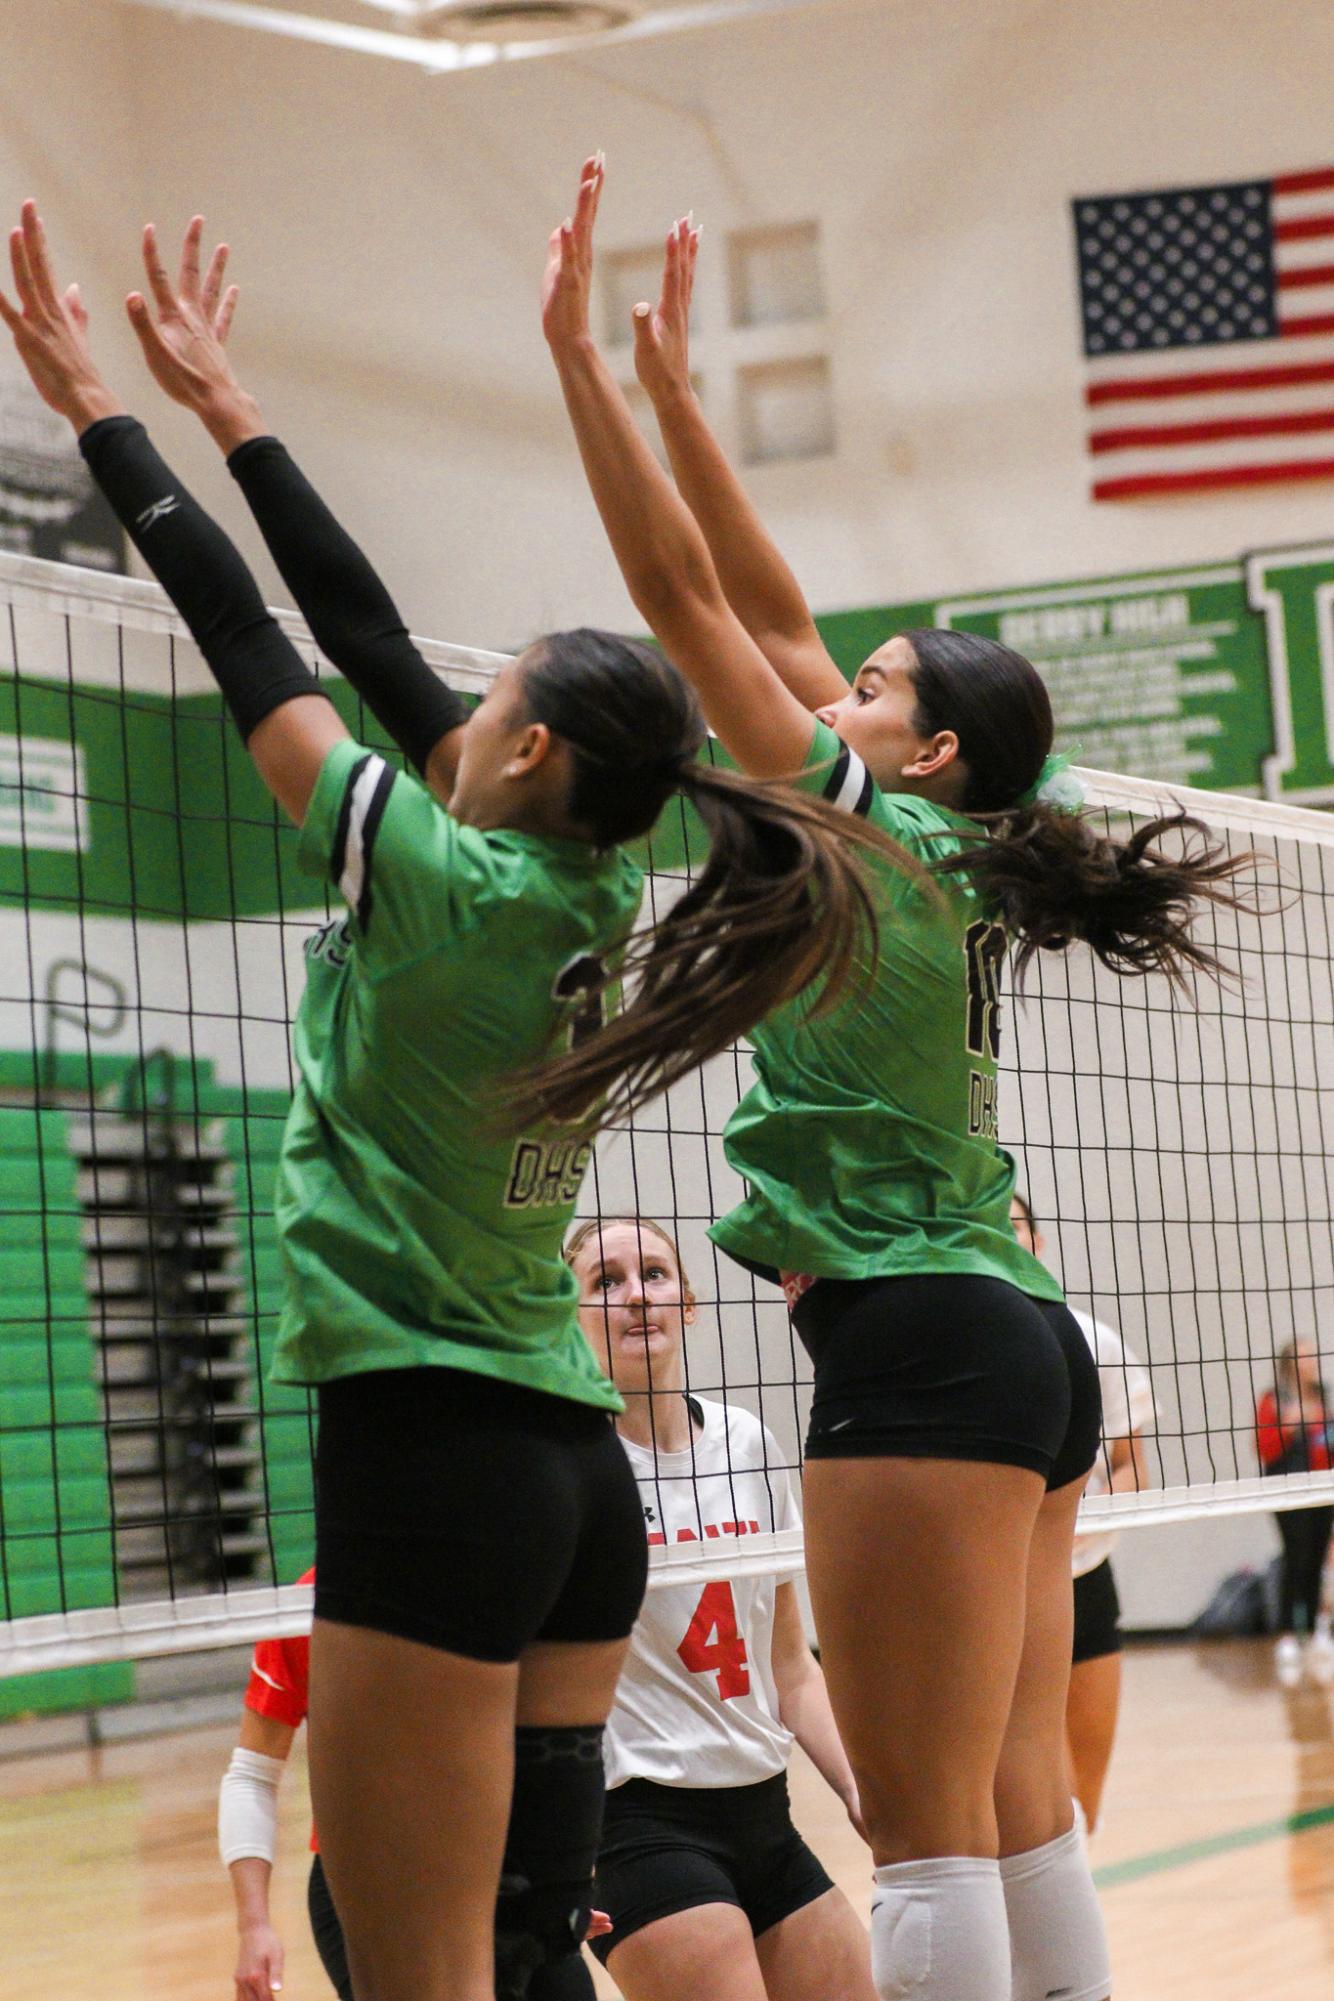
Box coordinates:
[1073,168,1334,501]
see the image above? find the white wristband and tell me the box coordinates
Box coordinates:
[219,1746,284,1866]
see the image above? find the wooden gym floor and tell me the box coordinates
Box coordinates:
[0,1638,1330,2000]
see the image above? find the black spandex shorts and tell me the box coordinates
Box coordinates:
[793,1273,1102,1491]
[307,1854,352,2001]
[1072,1557,1122,1664]
[315,1366,648,1662]
[588,1773,833,1962]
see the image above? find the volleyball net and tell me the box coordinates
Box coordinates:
[0,548,1331,1677]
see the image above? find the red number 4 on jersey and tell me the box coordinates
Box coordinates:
[676,1581,751,1699]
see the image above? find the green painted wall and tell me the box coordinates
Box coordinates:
[0,1051,312,1715]
[0,1097,132,1717]
[0,675,418,923]
[819,547,1334,805]
[7,537,1332,942]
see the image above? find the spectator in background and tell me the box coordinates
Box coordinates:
[1011,1194,1156,1832]
[1256,1340,1334,1682]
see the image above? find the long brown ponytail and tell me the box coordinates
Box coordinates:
[903,628,1258,987]
[500,628,919,1130]
[935,802,1255,989]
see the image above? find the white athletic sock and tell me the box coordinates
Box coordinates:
[1000,1824,1111,2001]
[870,1854,1009,2000]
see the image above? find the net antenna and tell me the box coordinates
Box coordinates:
[1,547,1331,1677]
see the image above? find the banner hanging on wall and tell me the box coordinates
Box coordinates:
[821,542,1334,806]
[0,353,126,574]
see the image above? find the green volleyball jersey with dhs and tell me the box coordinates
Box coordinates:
[711,721,1061,1301]
[272,738,642,1406]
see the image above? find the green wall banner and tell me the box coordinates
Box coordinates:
[4,536,1333,926]
[0,735,87,852]
[819,542,1334,806]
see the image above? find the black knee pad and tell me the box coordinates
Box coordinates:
[494,1725,606,2001]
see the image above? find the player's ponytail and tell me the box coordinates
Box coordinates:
[505,628,918,1129]
[902,629,1258,987]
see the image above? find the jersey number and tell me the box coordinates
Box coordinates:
[677,1581,750,1700]
[963,920,1006,1060]
[553,953,607,1051]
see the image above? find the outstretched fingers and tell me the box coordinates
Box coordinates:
[21,202,63,314]
[125,289,176,370]
[200,236,229,320]
[661,216,697,328]
[141,223,178,318]
[8,226,38,315]
[663,223,684,320]
[541,157,608,346]
[684,221,700,317]
[215,282,239,344]
[178,214,205,303]
[630,296,660,361]
[570,151,604,257]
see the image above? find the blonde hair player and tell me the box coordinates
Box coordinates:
[566,1217,877,2001]
[1010,1193,1157,1832]
[542,155,1255,2001]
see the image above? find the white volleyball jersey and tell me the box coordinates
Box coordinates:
[1071,1308,1156,1578]
[604,1398,802,1790]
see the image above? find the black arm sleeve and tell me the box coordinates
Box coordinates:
[227,435,468,775]
[79,416,328,742]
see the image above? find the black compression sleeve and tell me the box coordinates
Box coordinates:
[227,435,468,775]
[79,416,328,743]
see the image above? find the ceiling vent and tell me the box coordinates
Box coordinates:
[413,0,635,40]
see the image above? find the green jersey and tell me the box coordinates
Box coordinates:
[272,738,643,1407]
[711,721,1061,1302]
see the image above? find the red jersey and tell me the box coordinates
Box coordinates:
[243,1566,316,1848]
[1256,1392,1332,1473]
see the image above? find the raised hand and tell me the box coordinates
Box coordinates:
[633,215,699,404]
[541,153,604,351]
[0,201,122,431]
[126,217,253,431]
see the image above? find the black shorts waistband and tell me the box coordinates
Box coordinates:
[318,1364,613,1442]
[606,1771,790,1822]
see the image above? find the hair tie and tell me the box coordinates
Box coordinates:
[646,752,690,787]
[1014,748,1085,815]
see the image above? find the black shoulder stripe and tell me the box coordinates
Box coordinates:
[353,760,397,932]
[822,739,852,803]
[330,752,372,890]
[823,740,875,818]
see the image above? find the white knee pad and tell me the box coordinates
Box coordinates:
[1000,1824,1111,2001]
[871,1855,1009,2000]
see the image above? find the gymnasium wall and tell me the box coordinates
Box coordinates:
[4,0,1333,1650]
[7,2,1334,641]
